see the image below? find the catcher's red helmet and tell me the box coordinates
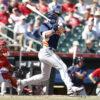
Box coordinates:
[0,40,8,53]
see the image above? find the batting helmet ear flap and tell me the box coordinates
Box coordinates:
[75,56,84,64]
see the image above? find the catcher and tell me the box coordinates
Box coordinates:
[17,10,83,95]
[0,40,32,95]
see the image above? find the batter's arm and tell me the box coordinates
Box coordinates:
[42,30,55,38]
[43,25,62,38]
[43,23,59,38]
[88,73,96,84]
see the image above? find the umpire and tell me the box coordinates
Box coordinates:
[88,68,100,96]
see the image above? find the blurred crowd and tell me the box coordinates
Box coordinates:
[0,0,100,53]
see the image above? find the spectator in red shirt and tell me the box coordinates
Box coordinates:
[19,0,32,16]
[36,0,48,14]
[88,68,100,96]
[62,0,75,12]
[0,4,9,38]
[64,10,80,27]
[0,4,9,24]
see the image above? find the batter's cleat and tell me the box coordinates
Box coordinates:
[0,92,5,96]
[17,79,24,95]
[72,86,84,93]
[67,88,74,95]
[67,86,84,95]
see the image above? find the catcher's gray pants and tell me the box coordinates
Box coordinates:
[22,47,73,90]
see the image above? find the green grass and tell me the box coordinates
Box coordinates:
[0,95,99,100]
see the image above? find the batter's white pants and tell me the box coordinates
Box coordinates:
[21,47,73,90]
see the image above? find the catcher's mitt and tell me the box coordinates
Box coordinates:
[56,26,65,35]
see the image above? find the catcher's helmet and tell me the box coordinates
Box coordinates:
[75,56,84,64]
[0,40,8,53]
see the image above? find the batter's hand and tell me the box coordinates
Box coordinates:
[56,26,65,35]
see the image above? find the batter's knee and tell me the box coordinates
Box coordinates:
[42,73,50,81]
[58,64,67,72]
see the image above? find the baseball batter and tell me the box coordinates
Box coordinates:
[17,10,83,95]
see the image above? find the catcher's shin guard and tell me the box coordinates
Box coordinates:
[2,72,17,88]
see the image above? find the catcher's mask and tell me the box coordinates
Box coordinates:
[0,40,8,53]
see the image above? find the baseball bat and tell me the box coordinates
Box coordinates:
[68,46,77,71]
[68,65,74,71]
[26,4,51,22]
[72,45,77,66]
[26,4,64,28]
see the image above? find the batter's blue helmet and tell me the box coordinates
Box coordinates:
[47,10,60,19]
[75,56,84,64]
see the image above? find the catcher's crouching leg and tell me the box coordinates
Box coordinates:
[2,72,33,95]
[2,72,17,88]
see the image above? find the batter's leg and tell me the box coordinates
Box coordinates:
[43,51,73,90]
[18,62,52,88]
[38,49,83,94]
